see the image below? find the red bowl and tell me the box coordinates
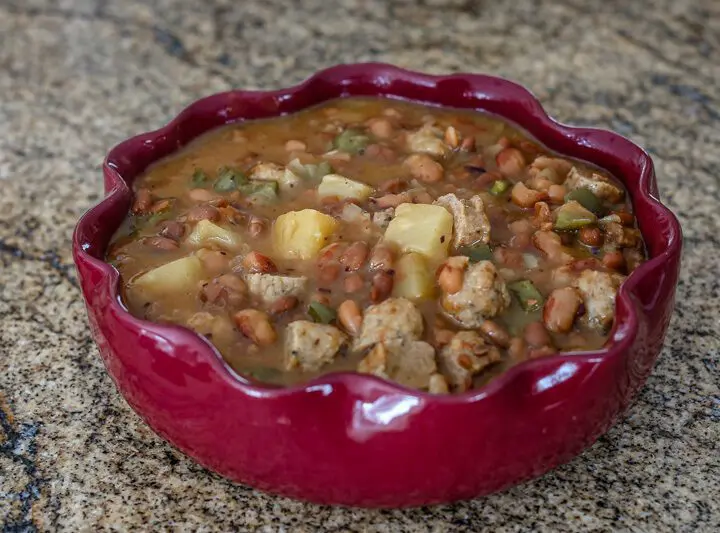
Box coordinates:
[72,64,682,507]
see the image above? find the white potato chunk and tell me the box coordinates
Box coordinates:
[186,220,243,250]
[318,174,374,201]
[273,209,339,260]
[383,203,453,261]
[132,255,204,296]
[392,252,435,300]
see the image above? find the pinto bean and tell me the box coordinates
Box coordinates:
[403,153,444,183]
[317,242,346,266]
[509,219,533,248]
[338,299,363,336]
[460,136,476,152]
[132,188,153,214]
[410,189,434,204]
[511,182,548,208]
[444,126,460,148]
[578,227,604,247]
[243,251,278,273]
[233,309,276,346]
[343,272,364,293]
[202,274,247,307]
[433,328,455,349]
[523,321,553,348]
[369,244,394,272]
[268,295,299,316]
[370,271,393,303]
[143,236,178,251]
[496,147,526,176]
[284,139,307,152]
[543,287,583,333]
[339,242,369,271]
[532,230,573,263]
[186,204,220,223]
[364,143,397,162]
[248,215,266,238]
[528,345,558,359]
[547,184,567,204]
[602,250,626,271]
[533,201,552,230]
[493,247,525,269]
[188,188,216,202]
[158,220,185,241]
[428,373,450,394]
[479,320,511,348]
[437,257,466,294]
[367,117,394,138]
[373,192,412,208]
[612,211,635,226]
[318,262,341,284]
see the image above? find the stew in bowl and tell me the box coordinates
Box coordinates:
[107,97,646,394]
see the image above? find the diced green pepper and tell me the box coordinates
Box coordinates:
[333,129,370,154]
[458,243,493,262]
[508,280,544,312]
[489,179,511,196]
[145,210,173,228]
[214,167,247,192]
[239,181,279,204]
[314,161,334,179]
[286,159,334,181]
[308,301,336,324]
[554,201,597,230]
[565,187,602,214]
[191,169,209,187]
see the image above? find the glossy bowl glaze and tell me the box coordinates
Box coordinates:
[73,64,681,507]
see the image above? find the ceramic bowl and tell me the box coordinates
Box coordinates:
[73,64,682,507]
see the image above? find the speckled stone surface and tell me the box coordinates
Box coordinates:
[0,0,718,530]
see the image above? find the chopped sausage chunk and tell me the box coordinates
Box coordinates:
[357,340,437,390]
[245,273,308,305]
[565,167,624,203]
[574,270,625,331]
[434,193,491,246]
[441,260,511,328]
[438,331,501,392]
[284,321,348,371]
[354,297,424,351]
[406,125,449,157]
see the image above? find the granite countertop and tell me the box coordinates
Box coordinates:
[1,0,718,530]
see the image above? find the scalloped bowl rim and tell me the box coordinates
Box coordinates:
[73,63,681,404]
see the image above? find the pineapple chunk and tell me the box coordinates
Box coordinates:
[317,174,374,201]
[383,203,453,260]
[186,220,243,250]
[273,209,338,260]
[132,255,204,296]
[393,252,435,300]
